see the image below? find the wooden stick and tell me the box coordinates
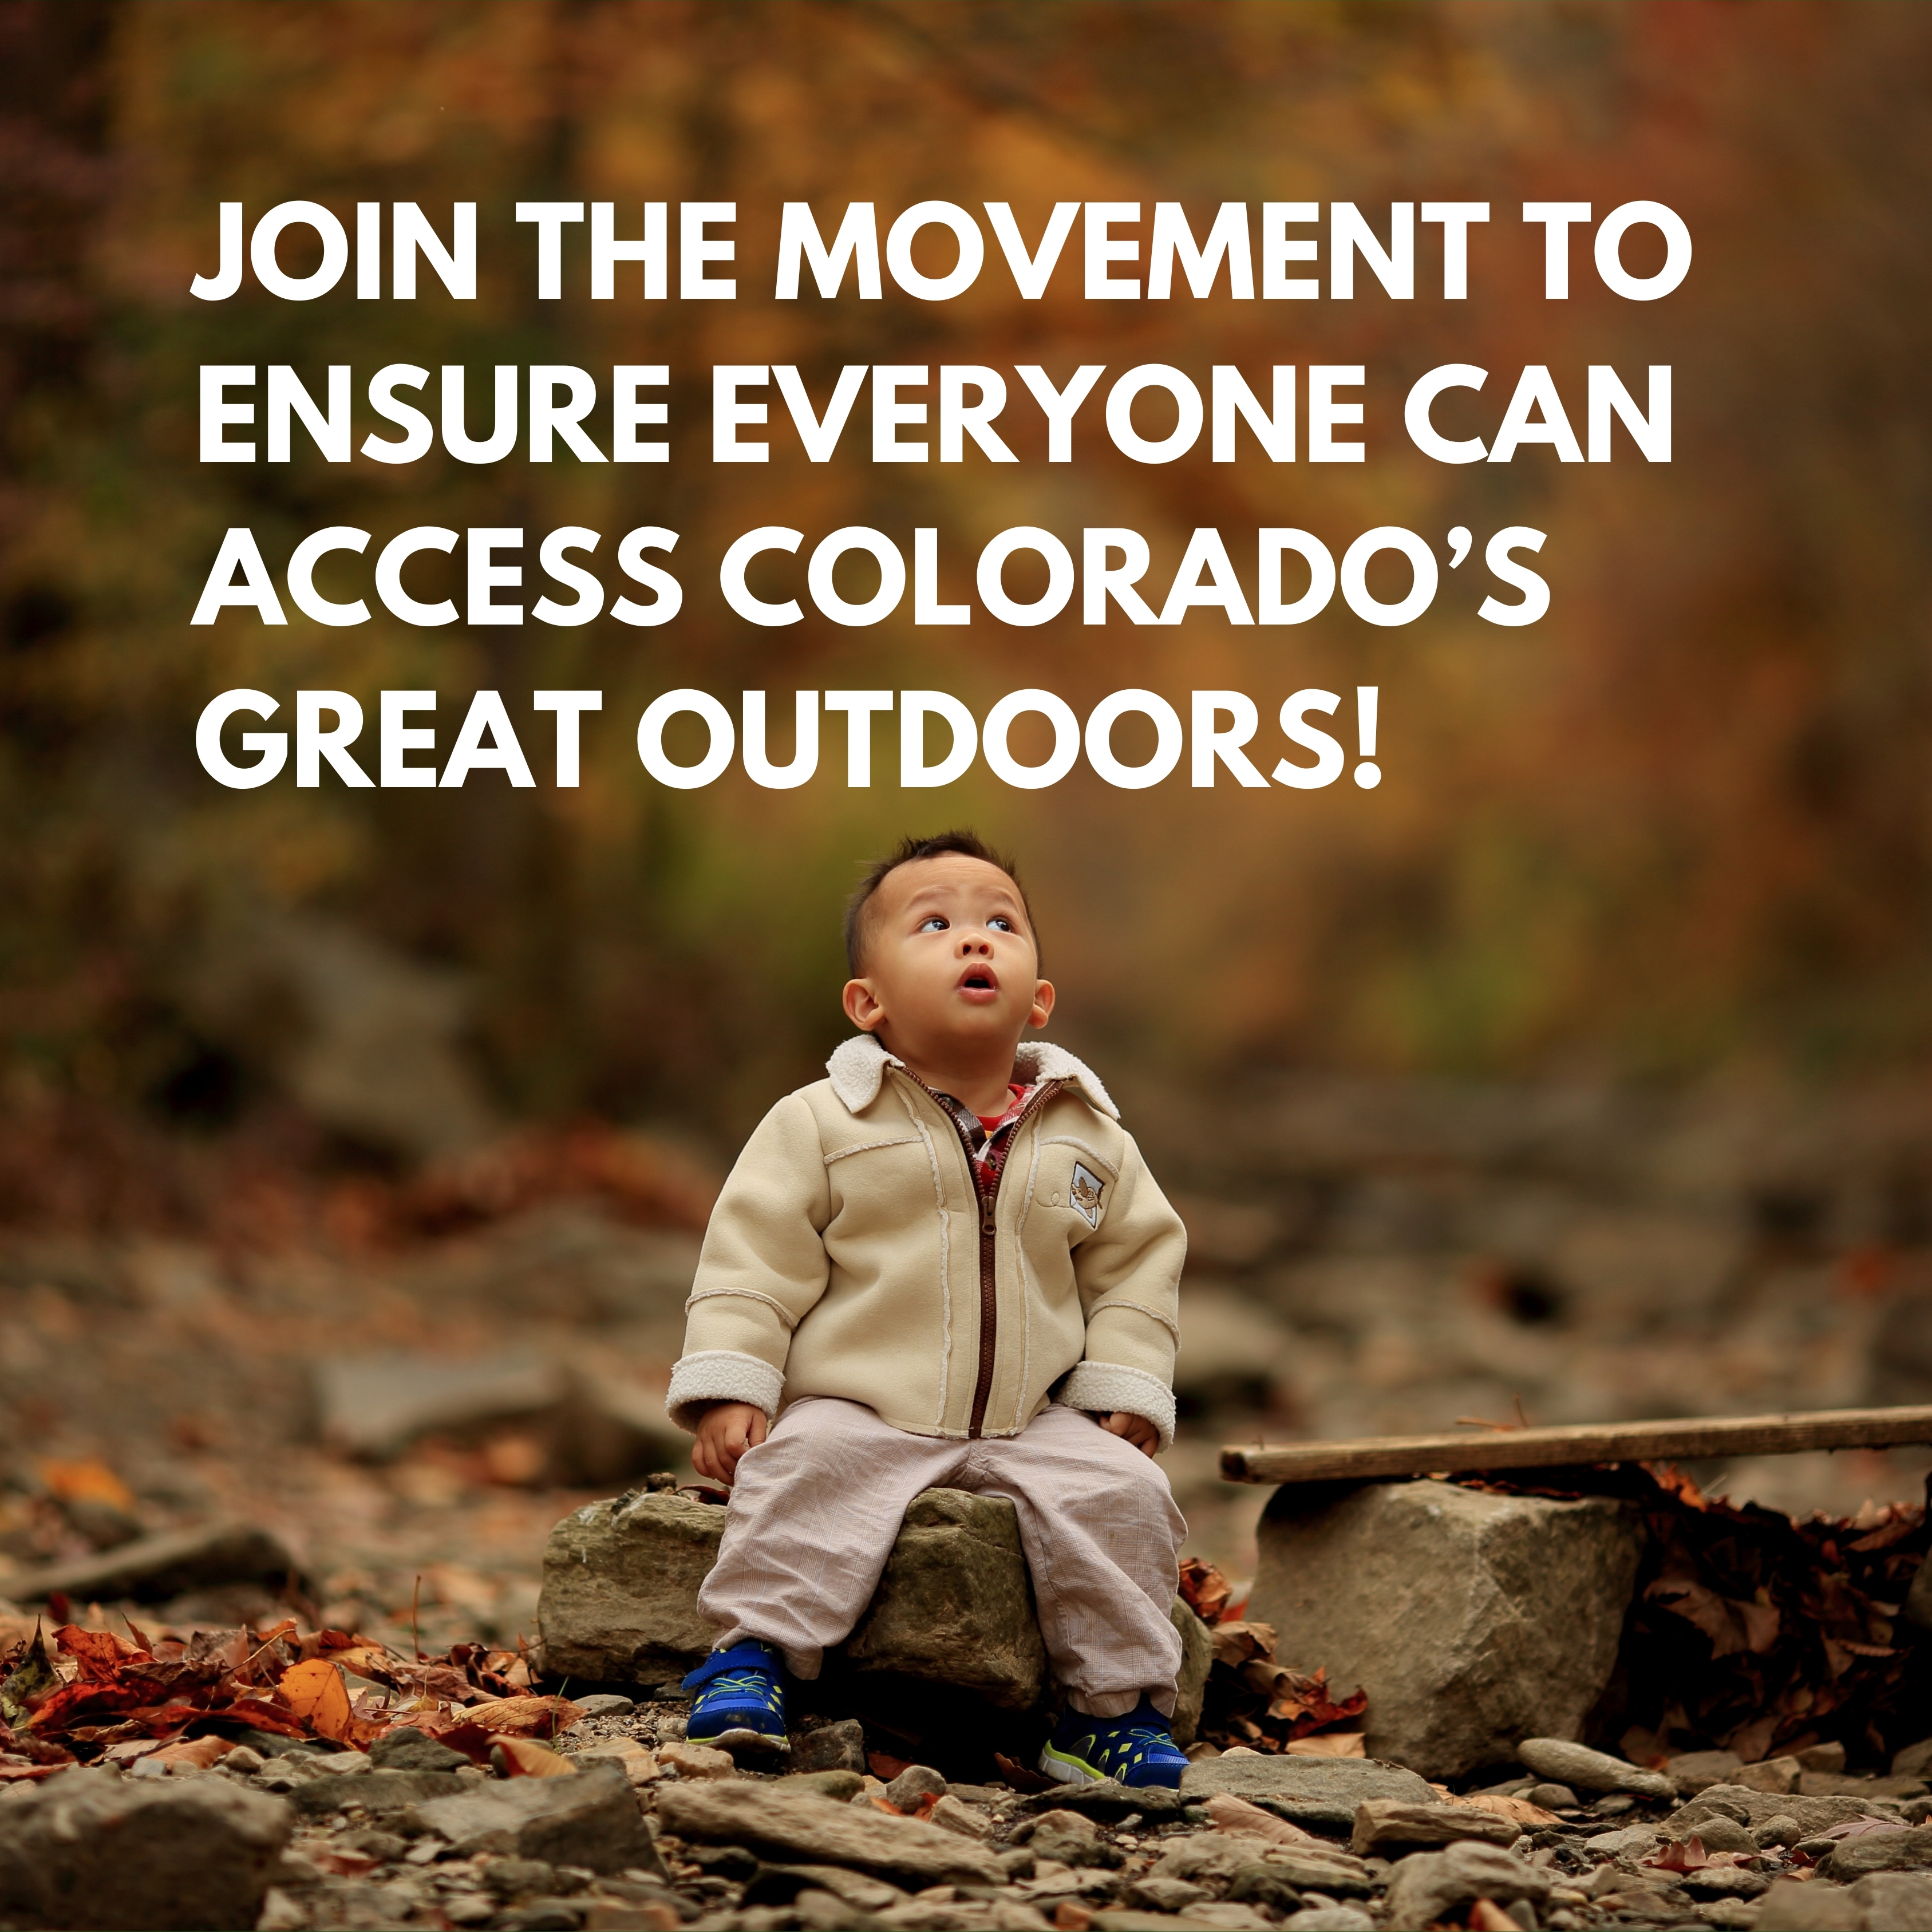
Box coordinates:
[1219,1405,1932,1485]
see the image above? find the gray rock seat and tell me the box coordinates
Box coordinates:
[537,1485,1210,1738]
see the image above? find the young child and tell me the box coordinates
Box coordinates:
[666,831,1189,1788]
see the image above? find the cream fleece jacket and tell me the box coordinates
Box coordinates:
[667,1036,1187,1449]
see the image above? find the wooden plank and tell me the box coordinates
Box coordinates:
[1219,1405,1932,1485]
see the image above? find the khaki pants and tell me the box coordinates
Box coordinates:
[698,1396,1187,1717]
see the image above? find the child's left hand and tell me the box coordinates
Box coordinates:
[1099,1411,1160,1457]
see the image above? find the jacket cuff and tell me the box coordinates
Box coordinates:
[667,1350,785,1433]
[1055,1361,1176,1452]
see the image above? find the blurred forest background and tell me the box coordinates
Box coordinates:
[3,1,1932,1625]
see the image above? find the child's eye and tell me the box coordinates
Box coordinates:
[919,915,949,932]
[989,916,1014,931]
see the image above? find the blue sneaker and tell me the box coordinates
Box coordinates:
[1040,1697,1188,1789]
[681,1639,789,1756]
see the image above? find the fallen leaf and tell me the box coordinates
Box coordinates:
[1282,1732,1366,1759]
[404,1719,495,1763]
[102,1738,163,1764]
[993,1750,1053,1793]
[36,1459,136,1514]
[491,1735,577,1777]
[867,1749,911,1780]
[1179,1557,1235,1626]
[1204,1792,1321,1843]
[1644,1577,1780,1658]
[1647,1836,1710,1874]
[311,1848,378,1878]
[0,1626,58,1729]
[55,1625,143,1684]
[1464,1793,1560,1826]
[147,1736,232,1771]
[278,1658,354,1744]
[433,1694,577,1739]
[1209,1622,1278,1668]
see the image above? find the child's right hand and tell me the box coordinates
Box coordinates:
[692,1401,769,1485]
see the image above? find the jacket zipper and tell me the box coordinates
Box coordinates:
[903,1071,1061,1439]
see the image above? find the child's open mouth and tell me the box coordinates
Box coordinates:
[958,967,999,999]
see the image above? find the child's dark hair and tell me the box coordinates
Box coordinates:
[844,830,1036,975]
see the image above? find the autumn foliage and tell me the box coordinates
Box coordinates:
[5,3,1932,1149]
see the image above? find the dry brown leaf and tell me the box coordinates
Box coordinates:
[1282,1733,1366,1759]
[1464,1792,1560,1826]
[430,1694,578,1739]
[1645,1576,1781,1658]
[148,1736,232,1771]
[1178,1557,1235,1626]
[1204,1792,1321,1843]
[1210,1622,1277,1668]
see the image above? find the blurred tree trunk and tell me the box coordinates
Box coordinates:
[0,0,116,603]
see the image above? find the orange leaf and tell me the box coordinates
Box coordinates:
[37,1459,135,1514]
[491,1736,576,1777]
[1465,1792,1560,1825]
[148,1737,232,1772]
[278,1658,354,1744]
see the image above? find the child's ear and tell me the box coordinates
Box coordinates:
[843,978,886,1032]
[1029,980,1056,1030]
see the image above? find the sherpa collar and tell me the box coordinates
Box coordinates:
[825,1033,1120,1120]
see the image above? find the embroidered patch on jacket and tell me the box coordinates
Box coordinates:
[1069,1162,1105,1228]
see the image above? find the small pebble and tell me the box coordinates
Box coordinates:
[483,1859,558,1901]
[927,1793,991,1839]
[658,1740,736,1781]
[884,1763,949,1810]
[342,1828,409,1863]
[1528,1783,1578,1810]
[574,1694,637,1718]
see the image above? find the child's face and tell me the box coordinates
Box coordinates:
[841,855,1055,1066]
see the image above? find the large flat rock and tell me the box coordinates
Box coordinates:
[0,1771,293,1930]
[413,1761,661,1873]
[655,1780,1005,1886]
[1384,1842,1553,1932]
[1247,1479,1644,1780]
[540,1490,725,1686]
[837,1488,1048,1708]
[1179,1753,1436,1829]
[539,1485,1211,1725]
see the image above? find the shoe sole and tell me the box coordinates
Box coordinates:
[1038,1743,1105,1785]
[701,1725,791,1759]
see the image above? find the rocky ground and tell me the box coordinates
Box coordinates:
[10,1057,1932,1928]
[13,1704,1932,1932]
